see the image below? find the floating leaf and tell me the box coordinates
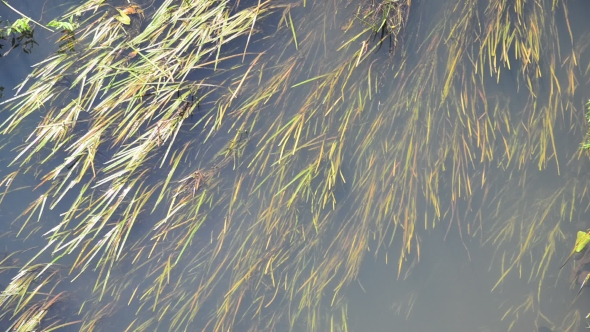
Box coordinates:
[575,231,590,253]
[115,9,130,25]
[118,5,143,15]
[560,230,590,270]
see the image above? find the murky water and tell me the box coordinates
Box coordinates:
[1,0,590,331]
[344,0,590,330]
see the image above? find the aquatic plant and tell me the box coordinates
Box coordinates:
[0,0,587,330]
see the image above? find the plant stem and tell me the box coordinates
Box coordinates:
[1,0,53,32]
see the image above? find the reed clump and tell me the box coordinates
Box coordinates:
[0,0,587,330]
[354,0,411,52]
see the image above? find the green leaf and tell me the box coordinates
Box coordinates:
[575,231,590,252]
[115,9,130,25]
[48,20,75,31]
